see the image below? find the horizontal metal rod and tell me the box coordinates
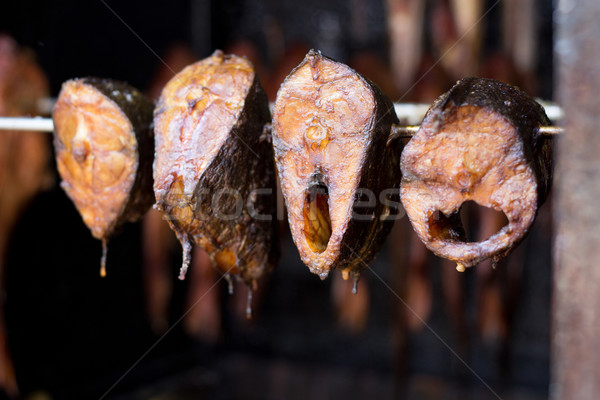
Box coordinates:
[391,124,565,138]
[32,98,565,124]
[0,116,55,132]
[0,117,566,137]
[538,126,565,135]
[0,101,565,134]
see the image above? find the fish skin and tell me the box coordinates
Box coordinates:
[273,50,401,280]
[400,77,552,268]
[53,77,154,241]
[153,51,278,286]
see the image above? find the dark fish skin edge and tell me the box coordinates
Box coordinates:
[402,77,553,265]
[77,77,156,230]
[334,77,401,278]
[427,77,553,205]
[191,77,279,285]
[276,50,402,279]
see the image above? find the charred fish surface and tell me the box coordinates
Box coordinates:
[272,50,401,280]
[153,50,277,286]
[400,77,553,269]
[53,78,154,273]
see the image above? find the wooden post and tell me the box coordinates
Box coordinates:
[552,1,600,399]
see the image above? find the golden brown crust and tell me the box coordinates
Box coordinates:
[53,78,154,240]
[273,50,401,279]
[400,77,552,268]
[153,51,254,209]
[153,50,277,285]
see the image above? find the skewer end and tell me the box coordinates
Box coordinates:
[539,126,564,136]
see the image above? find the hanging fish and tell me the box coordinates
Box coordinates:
[400,77,553,270]
[272,50,402,281]
[53,78,155,276]
[153,50,278,289]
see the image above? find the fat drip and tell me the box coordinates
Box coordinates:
[53,78,155,275]
[153,50,278,288]
[272,50,401,279]
[400,77,553,269]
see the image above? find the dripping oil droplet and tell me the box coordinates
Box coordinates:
[352,277,359,295]
[178,236,192,280]
[100,238,108,277]
[246,288,254,319]
[225,274,234,295]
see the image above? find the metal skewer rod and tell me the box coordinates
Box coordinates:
[0,116,55,132]
[30,97,567,124]
[390,124,565,138]
[390,125,420,139]
[538,126,564,135]
[0,101,566,135]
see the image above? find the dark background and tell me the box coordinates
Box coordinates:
[1,1,554,399]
